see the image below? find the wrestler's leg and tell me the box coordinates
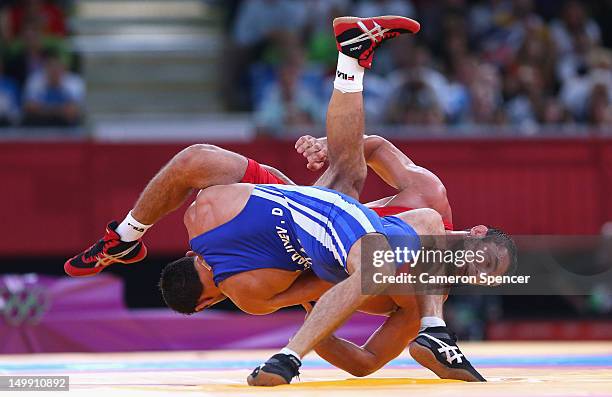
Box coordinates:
[282,233,393,358]
[317,16,419,199]
[315,89,367,199]
[64,144,248,277]
[131,144,247,225]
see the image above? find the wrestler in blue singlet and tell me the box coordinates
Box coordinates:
[189,185,421,285]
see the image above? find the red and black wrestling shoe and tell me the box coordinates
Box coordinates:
[333,15,420,69]
[64,221,147,277]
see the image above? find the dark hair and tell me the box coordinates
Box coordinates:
[484,227,518,275]
[159,256,203,315]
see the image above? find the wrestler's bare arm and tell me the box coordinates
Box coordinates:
[295,134,414,184]
[296,135,452,221]
[266,271,399,315]
[267,270,333,308]
[306,303,419,377]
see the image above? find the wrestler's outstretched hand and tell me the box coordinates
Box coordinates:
[295,135,328,171]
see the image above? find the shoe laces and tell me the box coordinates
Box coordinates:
[362,31,399,60]
[82,238,108,260]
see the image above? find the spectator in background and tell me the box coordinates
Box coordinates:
[254,50,322,136]
[587,83,612,127]
[4,21,69,92]
[550,1,601,58]
[0,62,20,126]
[223,0,308,111]
[386,76,445,126]
[479,0,546,67]
[469,62,505,125]
[232,0,307,48]
[387,43,448,108]
[2,0,66,40]
[556,30,595,84]
[22,49,84,126]
[387,42,469,125]
[223,0,611,131]
[306,0,349,70]
[515,27,557,98]
[429,6,476,124]
[540,97,572,125]
[560,47,612,121]
[440,48,474,124]
[553,2,602,84]
[503,29,563,131]
[354,0,415,19]
[504,64,544,131]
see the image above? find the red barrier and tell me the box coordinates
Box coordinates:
[2,137,611,256]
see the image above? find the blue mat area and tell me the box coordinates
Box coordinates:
[1,355,611,373]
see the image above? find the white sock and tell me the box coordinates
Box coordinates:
[420,316,446,331]
[115,211,152,242]
[279,347,302,360]
[333,52,364,93]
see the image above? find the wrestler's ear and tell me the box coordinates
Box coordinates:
[195,294,226,312]
[193,254,211,271]
[195,297,213,312]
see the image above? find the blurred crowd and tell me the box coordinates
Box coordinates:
[220,0,612,135]
[0,0,84,128]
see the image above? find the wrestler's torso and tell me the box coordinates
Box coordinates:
[185,183,305,312]
[185,183,421,315]
[190,182,386,276]
[186,183,311,281]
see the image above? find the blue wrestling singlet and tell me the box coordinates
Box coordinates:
[189,184,421,285]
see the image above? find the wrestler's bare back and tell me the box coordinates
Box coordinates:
[183,183,443,316]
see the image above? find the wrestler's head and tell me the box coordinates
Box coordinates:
[458,225,518,283]
[159,256,225,314]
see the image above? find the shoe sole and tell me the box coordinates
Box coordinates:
[247,370,288,386]
[64,262,104,277]
[333,15,420,30]
[409,341,485,382]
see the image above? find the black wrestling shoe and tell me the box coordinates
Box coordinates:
[247,353,301,386]
[409,326,486,382]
